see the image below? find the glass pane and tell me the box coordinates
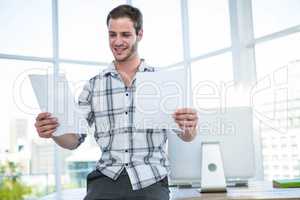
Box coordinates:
[252,0,300,37]
[60,64,104,99]
[59,0,126,62]
[0,0,52,57]
[253,34,300,179]
[260,122,300,180]
[255,33,300,79]
[59,64,103,190]
[191,53,233,111]
[133,0,183,67]
[189,0,231,57]
[0,59,55,198]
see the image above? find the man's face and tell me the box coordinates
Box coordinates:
[108,17,142,62]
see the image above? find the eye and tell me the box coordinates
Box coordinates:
[122,32,131,37]
[109,32,116,38]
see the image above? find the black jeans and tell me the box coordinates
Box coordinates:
[83,169,170,200]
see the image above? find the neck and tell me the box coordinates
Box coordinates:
[114,55,141,87]
[115,55,141,74]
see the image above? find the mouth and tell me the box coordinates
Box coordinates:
[114,47,127,55]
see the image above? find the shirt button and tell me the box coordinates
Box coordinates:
[125,111,128,115]
[125,149,128,153]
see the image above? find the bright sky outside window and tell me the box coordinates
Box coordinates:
[188,0,231,58]
[59,64,104,100]
[252,0,300,37]
[255,33,300,79]
[59,0,126,62]
[0,0,52,57]
[133,0,183,67]
[0,59,52,151]
[191,53,233,111]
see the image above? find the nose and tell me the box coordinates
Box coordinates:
[114,35,123,46]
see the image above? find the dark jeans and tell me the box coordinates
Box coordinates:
[83,169,170,200]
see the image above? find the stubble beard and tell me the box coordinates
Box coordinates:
[115,41,138,63]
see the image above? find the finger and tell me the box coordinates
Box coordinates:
[176,120,197,128]
[181,128,197,137]
[36,112,51,121]
[35,118,58,127]
[39,129,56,138]
[178,125,196,131]
[38,124,59,132]
[175,118,197,126]
[174,114,198,121]
[175,108,197,115]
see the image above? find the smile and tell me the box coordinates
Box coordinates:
[114,47,127,54]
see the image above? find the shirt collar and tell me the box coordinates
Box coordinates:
[102,59,154,76]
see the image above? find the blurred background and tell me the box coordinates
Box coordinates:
[0,0,299,199]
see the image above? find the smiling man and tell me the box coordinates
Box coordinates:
[34,4,198,200]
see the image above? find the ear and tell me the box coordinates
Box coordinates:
[137,29,143,41]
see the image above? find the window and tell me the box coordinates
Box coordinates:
[255,33,300,79]
[2,1,299,198]
[252,0,300,37]
[188,0,231,57]
[0,59,54,197]
[0,0,52,57]
[59,0,126,62]
[133,0,183,67]
[252,0,300,180]
[191,53,233,110]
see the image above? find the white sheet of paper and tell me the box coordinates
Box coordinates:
[134,67,190,130]
[29,74,87,136]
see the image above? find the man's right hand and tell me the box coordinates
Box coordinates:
[35,112,59,138]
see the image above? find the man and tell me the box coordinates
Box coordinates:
[34,4,198,200]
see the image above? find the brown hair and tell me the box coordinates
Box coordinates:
[106,4,143,35]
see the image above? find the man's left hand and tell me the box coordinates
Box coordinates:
[172,108,198,142]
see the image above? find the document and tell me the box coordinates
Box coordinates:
[134,67,191,130]
[29,74,87,136]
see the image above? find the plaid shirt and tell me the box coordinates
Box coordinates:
[77,60,170,190]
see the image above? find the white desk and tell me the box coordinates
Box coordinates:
[40,181,300,200]
[170,181,300,200]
